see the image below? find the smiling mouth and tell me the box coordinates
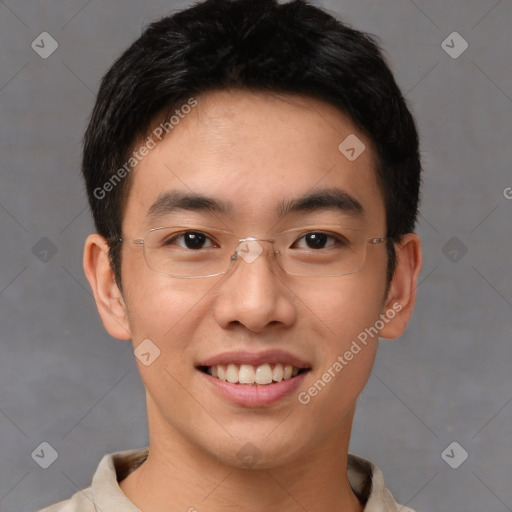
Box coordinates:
[198,363,309,385]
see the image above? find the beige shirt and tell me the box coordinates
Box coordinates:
[39,448,415,512]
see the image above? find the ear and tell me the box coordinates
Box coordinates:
[379,233,422,339]
[83,233,131,341]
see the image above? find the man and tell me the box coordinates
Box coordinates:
[40,0,422,510]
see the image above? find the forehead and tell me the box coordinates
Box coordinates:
[123,89,385,232]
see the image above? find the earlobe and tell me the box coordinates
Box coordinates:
[83,233,132,341]
[379,233,422,340]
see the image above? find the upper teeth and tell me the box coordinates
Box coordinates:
[207,363,301,385]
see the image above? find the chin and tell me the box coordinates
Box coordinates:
[202,430,315,470]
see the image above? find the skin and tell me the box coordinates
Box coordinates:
[84,89,422,512]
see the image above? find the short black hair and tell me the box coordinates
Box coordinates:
[82,0,421,288]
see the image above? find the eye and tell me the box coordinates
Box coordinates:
[163,231,216,250]
[292,232,343,250]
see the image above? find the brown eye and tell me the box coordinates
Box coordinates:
[305,233,328,249]
[164,231,214,250]
[293,232,339,250]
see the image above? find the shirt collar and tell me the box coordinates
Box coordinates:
[92,448,413,512]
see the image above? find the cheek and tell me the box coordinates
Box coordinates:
[120,249,217,374]
[121,275,209,402]
[291,273,385,419]
[292,266,386,347]
[123,272,211,341]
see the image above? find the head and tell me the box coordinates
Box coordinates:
[83,0,422,469]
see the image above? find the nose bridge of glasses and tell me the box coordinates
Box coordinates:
[234,236,277,265]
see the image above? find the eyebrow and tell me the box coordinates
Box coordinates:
[147,188,364,221]
[277,188,364,218]
[147,190,231,219]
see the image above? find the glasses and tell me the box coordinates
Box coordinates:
[120,225,387,279]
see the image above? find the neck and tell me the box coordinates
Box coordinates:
[120,404,363,512]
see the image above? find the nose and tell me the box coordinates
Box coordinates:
[212,238,297,333]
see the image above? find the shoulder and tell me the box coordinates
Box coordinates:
[348,454,417,512]
[37,448,148,512]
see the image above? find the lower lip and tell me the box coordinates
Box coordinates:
[198,369,309,407]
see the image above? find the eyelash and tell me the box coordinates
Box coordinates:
[164,230,344,249]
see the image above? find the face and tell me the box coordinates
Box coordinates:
[87,89,417,469]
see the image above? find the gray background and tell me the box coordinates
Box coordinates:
[0,0,511,511]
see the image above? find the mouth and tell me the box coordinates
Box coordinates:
[198,363,310,385]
